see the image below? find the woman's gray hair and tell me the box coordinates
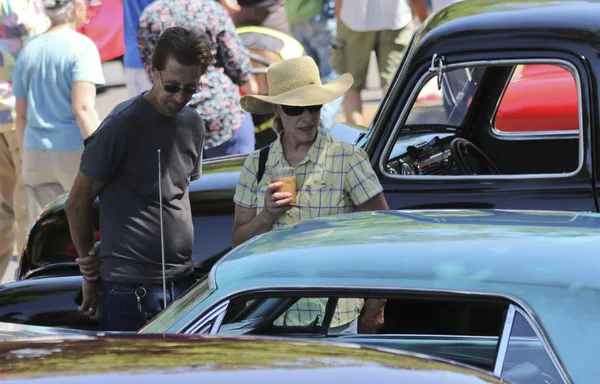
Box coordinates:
[45,0,82,25]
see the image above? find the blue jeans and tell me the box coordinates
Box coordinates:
[291,7,342,130]
[99,273,196,331]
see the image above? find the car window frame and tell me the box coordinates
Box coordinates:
[493,304,571,384]
[489,64,581,139]
[378,57,585,181]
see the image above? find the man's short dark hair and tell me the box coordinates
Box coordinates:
[151,27,212,73]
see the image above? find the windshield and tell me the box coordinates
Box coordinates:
[138,276,213,333]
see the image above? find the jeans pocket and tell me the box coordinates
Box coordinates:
[101,284,148,331]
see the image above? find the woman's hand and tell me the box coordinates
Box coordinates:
[261,182,293,222]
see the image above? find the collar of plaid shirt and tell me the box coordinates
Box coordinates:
[269,126,328,169]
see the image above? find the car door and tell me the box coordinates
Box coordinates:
[370,51,596,212]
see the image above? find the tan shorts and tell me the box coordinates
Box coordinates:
[330,20,414,91]
[21,149,82,224]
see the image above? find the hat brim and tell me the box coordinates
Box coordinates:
[241,73,354,114]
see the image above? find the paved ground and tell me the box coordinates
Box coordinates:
[1,54,386,285]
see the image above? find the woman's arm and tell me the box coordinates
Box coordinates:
[232,182,293,247]
[214,4,252,86]
[15,98,27,151]
[357,192,389,211]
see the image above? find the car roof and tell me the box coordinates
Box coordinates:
[418,0,600,49]
[219,209,600,292]
[0,334,503,383]
[216,209,600,383]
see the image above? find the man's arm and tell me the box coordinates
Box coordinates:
[335,0,342,18]
[409,0,430,23]
[15,98,27,150]
[65,171,105,274]
[72,81,100,139]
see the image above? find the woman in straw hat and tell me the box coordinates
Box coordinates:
[232,56,388,334]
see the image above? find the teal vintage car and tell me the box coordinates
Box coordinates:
[135,209,599,384]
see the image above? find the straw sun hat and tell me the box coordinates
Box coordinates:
[240,56,354,115]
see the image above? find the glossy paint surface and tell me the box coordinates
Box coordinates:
[0,335,504,384]
[149,209,600,384]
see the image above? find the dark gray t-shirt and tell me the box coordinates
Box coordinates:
[80,94,204,284]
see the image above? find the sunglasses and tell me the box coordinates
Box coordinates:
[281,104,322,116]
[159,72,202,95]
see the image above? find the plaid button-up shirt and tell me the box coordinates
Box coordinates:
[234,127,383,227]
[234,128,383,327]
[0,0,48,133]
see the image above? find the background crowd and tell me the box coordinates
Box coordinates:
[0,0,461,283]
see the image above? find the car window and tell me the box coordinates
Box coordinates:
[495,65,579,134]
[187,291,569,378]
[500,311,564,384]
[385,61,582,178]
[406,67,482,128]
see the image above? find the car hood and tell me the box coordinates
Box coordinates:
[0,334,504,383]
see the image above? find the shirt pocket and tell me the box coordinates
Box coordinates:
[299,178,345,211]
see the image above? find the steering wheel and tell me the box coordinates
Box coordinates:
[449,138,500,175]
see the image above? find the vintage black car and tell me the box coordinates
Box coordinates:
[3,0,599,329]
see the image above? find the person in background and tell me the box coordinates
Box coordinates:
[411,0,463,22]
[220,0,290,34]
[122,0,155,97]
[13,0,104,225]
[139,0,254,158]
[331,0,415,126]
[66,27,211,330]
[285,0,342,130]
[232,56,389,334]
[0,0,49,281]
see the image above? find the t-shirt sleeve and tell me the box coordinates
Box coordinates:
[72,39,105,85]
[80,115,127,182]
[189,112,204,181]
[12,53,27,99]
[233,152,260,208]
[190,147,203,181]
[345,147,384,206]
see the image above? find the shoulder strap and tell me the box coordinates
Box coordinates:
[256,145,270,184]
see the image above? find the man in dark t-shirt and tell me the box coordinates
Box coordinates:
[65,27,213,331]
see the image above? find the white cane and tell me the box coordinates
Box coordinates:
[158,149,167,309]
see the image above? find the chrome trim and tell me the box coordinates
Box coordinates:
[493,304,515,375]
[512,306,571,384]
[490,62,581,140]
[378,58,585,181]
[209,309,227,335]
[184,300,229,335]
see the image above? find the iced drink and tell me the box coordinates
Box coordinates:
[269,167,296,206]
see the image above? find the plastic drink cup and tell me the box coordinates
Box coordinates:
[269,167,296,206]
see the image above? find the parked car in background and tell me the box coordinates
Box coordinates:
[0,334,506,383]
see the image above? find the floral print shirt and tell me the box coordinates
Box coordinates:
[138,0,252,149]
